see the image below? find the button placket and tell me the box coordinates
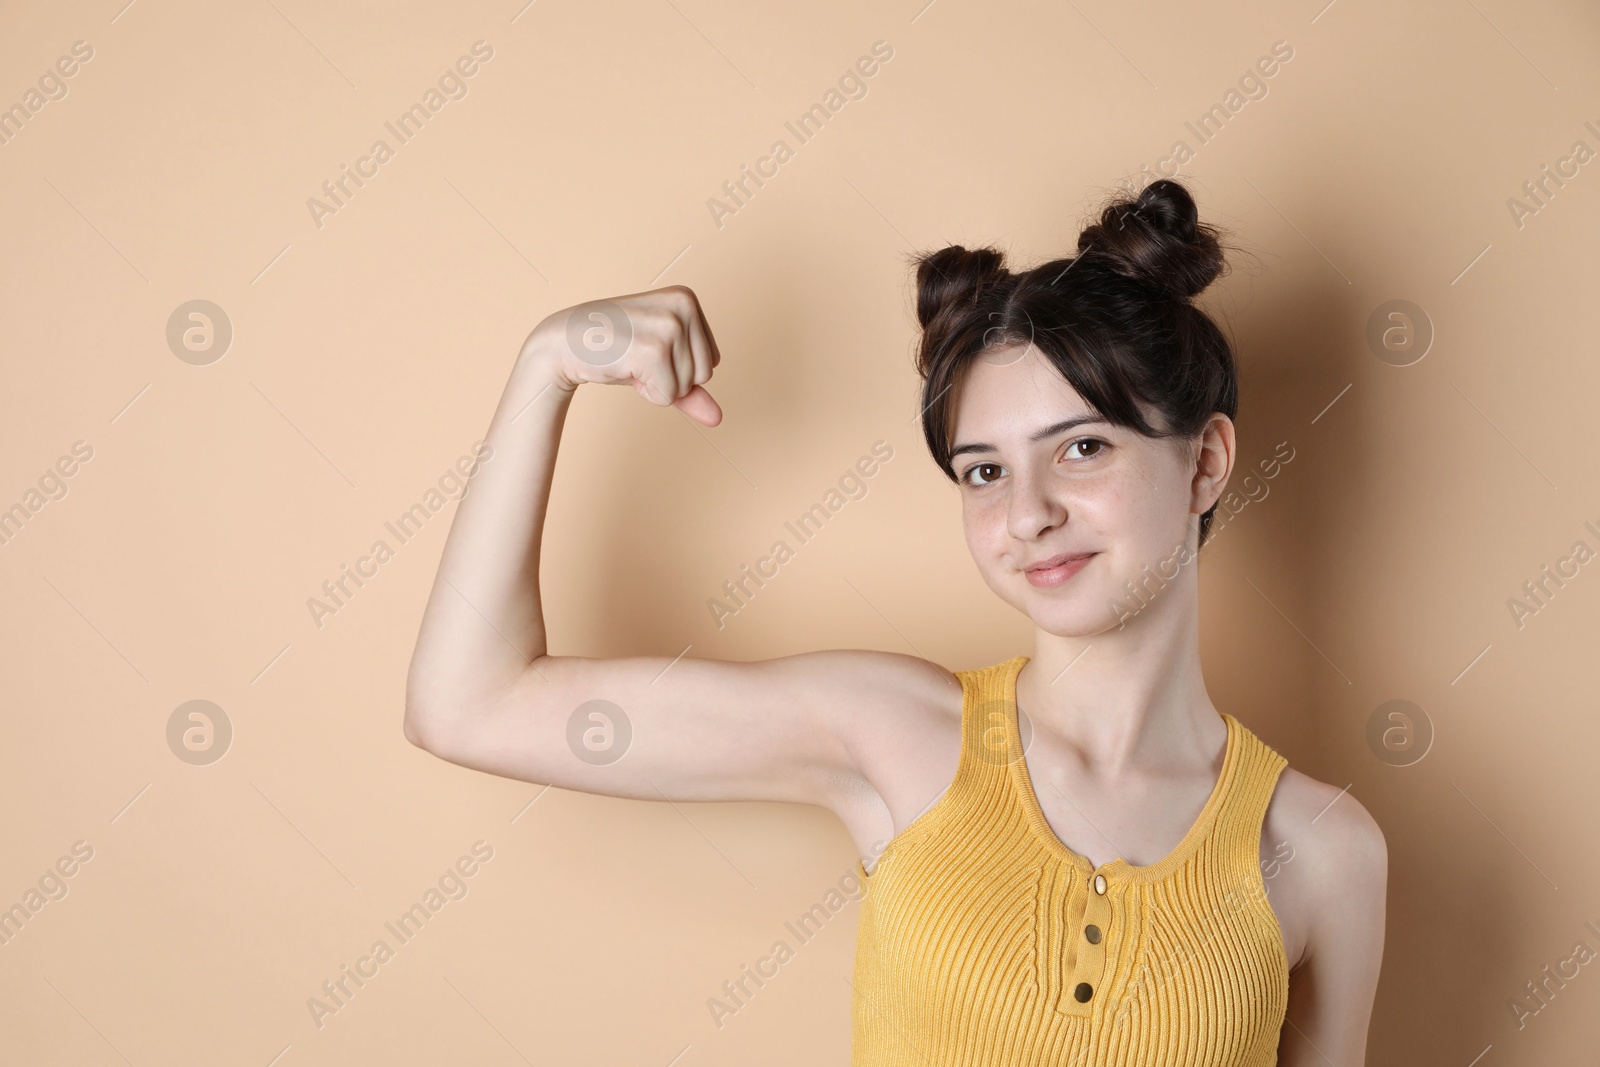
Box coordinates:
[1054,866,1114,1017]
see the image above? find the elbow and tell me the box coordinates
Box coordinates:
[403,668,457,752]
[403,707,439,752]
[403,660,547,757]
[402,712,430,750]
[403,689,455,753]
[402,699,487,759]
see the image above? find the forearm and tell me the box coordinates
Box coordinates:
[404,337,572,738]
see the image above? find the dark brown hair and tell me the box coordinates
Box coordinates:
[910,178,1238,545]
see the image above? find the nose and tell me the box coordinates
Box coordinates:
[1006,463,1066,540]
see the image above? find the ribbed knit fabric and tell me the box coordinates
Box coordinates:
[851,655,1290,1066]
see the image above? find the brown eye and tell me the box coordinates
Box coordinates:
[1067,439,1108,460]
[962,462,1003,487]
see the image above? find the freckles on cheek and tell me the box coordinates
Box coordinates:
[1093,470,1163,522]
[962,503,1005,560]
[1069,483,1124,532]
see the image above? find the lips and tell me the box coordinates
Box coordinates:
[1024,552,1093,572]
[1022,551,1095,589]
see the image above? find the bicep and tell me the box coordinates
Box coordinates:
[409,648,930,811]
[1279,803,1389,1066]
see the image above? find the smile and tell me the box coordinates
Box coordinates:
[1023,553,1095,588]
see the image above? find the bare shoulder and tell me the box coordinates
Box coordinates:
[1266,768,1388,877]
[1263,766,1388,971]
[813,647,961,710]
[1262,772,1389,1061]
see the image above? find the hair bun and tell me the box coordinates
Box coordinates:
[1075,178,1225,302]
[914,245,1008,329]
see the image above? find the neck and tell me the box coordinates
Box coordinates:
[1017,578,1221,775]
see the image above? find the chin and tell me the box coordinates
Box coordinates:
[1034,605,1125,639]
[1010,580,1122,636]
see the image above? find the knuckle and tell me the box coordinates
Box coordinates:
[634,307,679,344]
[666,285,701,320]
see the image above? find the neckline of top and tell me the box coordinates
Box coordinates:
[999,654,1239,885]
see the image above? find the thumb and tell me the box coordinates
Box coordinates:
[672,384,722,427]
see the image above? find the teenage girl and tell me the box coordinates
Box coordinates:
[403,178,1386,1066]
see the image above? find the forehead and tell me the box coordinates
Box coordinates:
[949,343,1093,441]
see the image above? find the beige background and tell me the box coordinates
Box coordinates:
[2,0,1597,1062]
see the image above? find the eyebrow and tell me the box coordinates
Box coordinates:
[948,415,1109,459]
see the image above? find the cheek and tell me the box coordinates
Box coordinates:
[1100,454,1182,512]
[1105,480,1193,559]
[1066,480,1133,537]
[1072,476,1187,570]
[961,498,1010,560]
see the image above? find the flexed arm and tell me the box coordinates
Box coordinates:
[400,286,932,811]
[403,286,722,745]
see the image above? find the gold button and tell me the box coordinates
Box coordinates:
[1093,874,1107,894]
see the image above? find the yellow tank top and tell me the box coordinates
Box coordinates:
[851,655,1290,1066]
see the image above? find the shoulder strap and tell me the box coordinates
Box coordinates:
[890,656,1026,831]
[958,656,1031,777]
[1212,713,1290,888]
[866,658,1018,870]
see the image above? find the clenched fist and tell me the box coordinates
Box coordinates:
[521,285,723,427]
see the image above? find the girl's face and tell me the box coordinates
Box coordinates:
[948,342,1231,636]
